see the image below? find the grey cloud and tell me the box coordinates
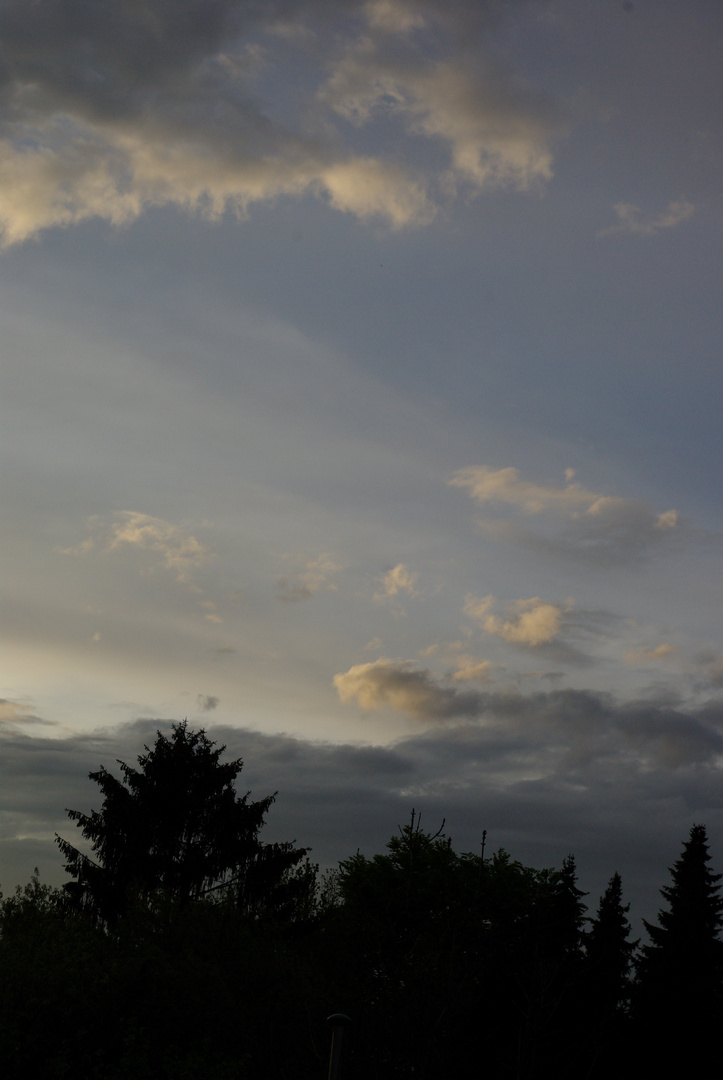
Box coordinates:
[334,658,723,770]
[0,0,561,243]
[197,694,219,712]
[4,715,723,934]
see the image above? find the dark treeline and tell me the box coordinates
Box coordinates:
[1,723,721,1079]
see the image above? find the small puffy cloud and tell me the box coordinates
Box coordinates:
[63,512,211,583]
[333,658,486,721]
[598,199,695,239]
[465,594,563,647]
[375,562,419,601]
[625,644,677,666]
[450,466,681,565]
[277,553,340,602]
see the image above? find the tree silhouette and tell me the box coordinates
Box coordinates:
[635,824,723,1069]
[583,872,637,1077]
[585,872,636,1013]
[55,721,309,921]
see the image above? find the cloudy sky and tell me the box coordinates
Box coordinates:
[1,0,722,925]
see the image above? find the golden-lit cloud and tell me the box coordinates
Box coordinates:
[450,655,493,682]
[333,657,486,720]
[0,0,564,244]
[451,465,609,514]
[465,594,563,646]
[375,563,419,601]
[450,466,680,564]
[62,512,211,583]
[322,44,563,195]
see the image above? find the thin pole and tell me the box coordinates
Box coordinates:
[327,1014,351,1080]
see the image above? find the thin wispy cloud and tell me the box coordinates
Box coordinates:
[62,512,212,583]
[598,199,695,239]
[276,554,341,602]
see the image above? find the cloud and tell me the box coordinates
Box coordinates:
[450,466,681,565]
[598,199,695,239]
[276,553,340,602]
[333,661,723,771]
[450,655,493,682]
[64,511,211,583]
[321,22,565,196]
[4,712,723,934]
[0,699,53,729]
[196,694,219,712]
[625,644,677,666]
[333,658,486,721]
[464,594,563,646]
[375,562,419,601]
[450,465,601,514]
[0,0,564,244]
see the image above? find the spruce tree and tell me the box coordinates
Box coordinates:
[585,871,636,1014]
[635,824,723,1068]
[56,721,309,921]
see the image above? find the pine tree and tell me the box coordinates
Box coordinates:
[635,824,723,1069]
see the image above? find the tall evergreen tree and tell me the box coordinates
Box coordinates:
[634,824,723,1071]
[56,721,309,921]
[585,872,636,1014]
[582,872,636,1078]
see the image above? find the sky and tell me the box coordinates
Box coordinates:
[1,0,723,927]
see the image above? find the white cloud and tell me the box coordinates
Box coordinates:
[465,594,563,646]
[597,199,695,239]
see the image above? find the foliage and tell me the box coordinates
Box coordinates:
[55,721,309,921]
[3,728,722,1079]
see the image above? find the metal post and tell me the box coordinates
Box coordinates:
[326,1014,351,1080]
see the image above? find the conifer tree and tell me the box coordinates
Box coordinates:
[635,824,723,1067]
[56,721,309,921]
[585,871,636,1014]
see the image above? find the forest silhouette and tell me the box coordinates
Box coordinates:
[0,722,720,1079]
